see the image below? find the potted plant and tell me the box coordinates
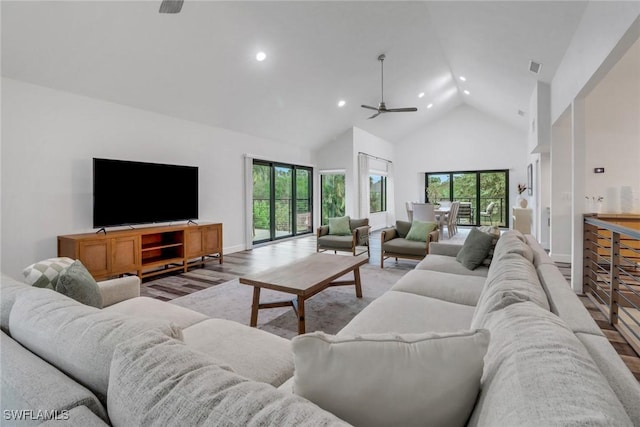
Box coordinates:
[426,186,440,207]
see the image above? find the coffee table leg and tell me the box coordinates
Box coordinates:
[297,295,305,335]
[250,287,261,327]
[354,267,363,298]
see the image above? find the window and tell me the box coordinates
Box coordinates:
[425,170,509,227]
[320,173,346,225]
[252,160,313,243]
[370,175,387,213]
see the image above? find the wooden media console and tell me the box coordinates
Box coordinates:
[58,223,223,280]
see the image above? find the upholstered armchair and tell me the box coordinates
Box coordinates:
[317,217,370,257]
[380,220,439,268]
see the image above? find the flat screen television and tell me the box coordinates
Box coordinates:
[93,158,198,228]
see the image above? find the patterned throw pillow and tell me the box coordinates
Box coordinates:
[478,226,501,267]
[22,257,75,289]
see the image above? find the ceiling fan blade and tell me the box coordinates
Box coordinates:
[368,112,381,119]
[361,105,379,111]
[386,107,418,112]
[159,0,183,13]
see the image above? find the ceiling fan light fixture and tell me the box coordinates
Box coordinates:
[361,54,417,119]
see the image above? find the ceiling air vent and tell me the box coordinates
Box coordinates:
[529,60,542,74]
[517,110,526,117]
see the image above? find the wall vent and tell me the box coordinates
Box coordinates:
[517,110,526,117]
[529,60,542,74]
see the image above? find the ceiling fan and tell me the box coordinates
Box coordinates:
[361,54,417,119]
[159,0,183,14]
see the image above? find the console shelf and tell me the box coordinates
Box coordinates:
[58,223,223,280]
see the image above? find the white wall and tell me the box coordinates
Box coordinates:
[584,38,640,213]
[394,105,528,226]
[1,78,313,278]
[551,5,640,123]
[550,108,573,263]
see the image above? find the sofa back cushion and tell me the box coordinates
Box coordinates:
[108,331,348,427]
[0,274,32,334]
[349,218,368,229]
[471,253,549,329]
[467,302,632,427]
[395,220,412,238]
[492,230,534,263]
[9,288,182,403]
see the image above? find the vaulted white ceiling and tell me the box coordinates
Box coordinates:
[1,1,589,149]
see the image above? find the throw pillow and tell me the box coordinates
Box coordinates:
[328,216,351,235]
[405,220,437,242]
[22,257,75,289]
[292,330,490,427]
[456,228,496,270]
[477,225,501,267]
[56,260,104,309]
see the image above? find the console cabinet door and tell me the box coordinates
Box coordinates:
[112,236,139,274]
[185,228,204,258]
[78,239,111,278]
[203,225,221,254]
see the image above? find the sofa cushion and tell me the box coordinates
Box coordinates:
[467,302,633,427]
[395,220,412,238]
[0,274,32,334]
[339,291,474,336]
[415,254,489,277]
[292,330,490,427]
[39,405,109,426]
[328,216,351,235]
[525,235,555,267]
[456,228,495,270]
[107,331,348,427]
[405,220,437,242]
[182,318,294,387]
[56,260,103,309]
[22,257,74,289]
[9,288,182,403]
[105,296,208,329]
[471,253,549,329]
[317,234,353,249]
[382,237,426,256]
[391,269,485,306]
[1,332,108,425]
[492,230,534,263]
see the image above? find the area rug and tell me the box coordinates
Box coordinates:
[169,263,408,339]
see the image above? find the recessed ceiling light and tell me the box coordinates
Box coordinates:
[418,92,425,98]
[427,103,433,109]
[256,52,267,61]
[338,100,346,107]
[459,76,467,81]
[463,90,470,95]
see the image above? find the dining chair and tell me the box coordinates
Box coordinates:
[405,202,414,222]
[445,201,460,238]
[480,202,496,225]
[412,203,436,222]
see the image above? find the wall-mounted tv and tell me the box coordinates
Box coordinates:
[93,158,198,228]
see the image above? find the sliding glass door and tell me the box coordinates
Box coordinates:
[425,169,509,227]
[253,160,313,243]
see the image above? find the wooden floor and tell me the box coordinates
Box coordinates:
[145,231,640,381]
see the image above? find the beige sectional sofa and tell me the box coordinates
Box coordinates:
[2,230,640,426]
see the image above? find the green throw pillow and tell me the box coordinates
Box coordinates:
[56,260,104,309]
[456,228,496,270]
[405,221,437,242]
[328,216,351,235]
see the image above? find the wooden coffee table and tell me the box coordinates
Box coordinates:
[239,253,369,334]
